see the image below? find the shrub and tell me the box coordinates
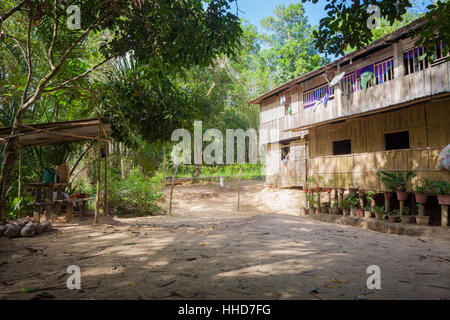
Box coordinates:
[376,171,416,192]
[109,168,165,216]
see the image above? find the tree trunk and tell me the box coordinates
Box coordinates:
[0,135,19,222]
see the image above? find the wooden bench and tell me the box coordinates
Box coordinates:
[55,197,95,223]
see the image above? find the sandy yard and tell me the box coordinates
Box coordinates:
[0,181,449,300]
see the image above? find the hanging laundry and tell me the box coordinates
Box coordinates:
[360,71,374,90]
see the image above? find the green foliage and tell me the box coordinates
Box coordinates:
[300,0,442,57]
[346,192,360,208]
[259,3,329,86]
[108,168,164,217]
[415,178,433,193]
[374,205,385,213]
[376,171,416,192]
[305,193,317,206]
[5,196,33,222]
[433,179,450,195]
[365,190,376,203]
[174,164,263,181]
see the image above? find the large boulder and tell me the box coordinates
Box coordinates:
[40,221,52,232]
[0,225,7,236]
[4,224,22,238]
[20,222,36,237]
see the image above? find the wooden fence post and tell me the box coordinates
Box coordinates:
[237,168,242,212]
[169,165,178,215]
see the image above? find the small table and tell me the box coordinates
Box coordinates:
[26,183,71,222]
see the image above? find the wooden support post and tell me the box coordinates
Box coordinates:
[338,189,344,208]
[18,147,23,218]
[45,187,53,221]
[237,168,242,212]
[385,195,391,214]
[94,126,101,226]
[317,191,321,214]
[104,141,109,216]
[169,165,178,215]
[33,187,42,222]
[399,200,405,217]
[66,203,73,224]
[442,205,448,227]
[334,189,338,206]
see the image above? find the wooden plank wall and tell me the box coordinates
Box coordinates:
[266,140,308,187]
[309,98,450,190]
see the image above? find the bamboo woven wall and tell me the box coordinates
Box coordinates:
[309,98,450,190]
[266,140,308,187]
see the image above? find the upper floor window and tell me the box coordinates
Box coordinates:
[385,131,410,151]
[303,83,333,109]
[341,57,394,95]
[281,95,292,116]
[403,40,448,75]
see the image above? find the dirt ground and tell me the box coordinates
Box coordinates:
[1,181,449,300]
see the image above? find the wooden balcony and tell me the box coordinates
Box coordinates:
[290,59,450,131]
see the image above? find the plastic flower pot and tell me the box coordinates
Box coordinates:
[326,188,332,193]
[400,215,415,224]
[384,193,393,200]
[356,209,364,218]
[437,195,450,206]
[414,193,428,204]
[388,215,399,223]
[375,211,383,220]
[396,191,408,201]
[416,216,430,226]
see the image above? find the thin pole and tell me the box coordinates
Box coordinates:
[237,168,242,212]
[169,165,178,215]
[94,126,101,225]
[18,147,23,199]
[104,140,109,216]
[18,147,23,217]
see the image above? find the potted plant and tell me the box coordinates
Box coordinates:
[374,206,385,220]
[331,202,340,214]
[299,205,307,216]
[414,178,433,204]
[415,203,429,226]
[377,171,416,201]
[306,193,316,214]
[400,206,415,223]
[322,201,330,214]
[433,179,450,205]
[325,177,334,193]
[347,192,361,217]
[347,181,358,194]
[363,205,372,218]
[341,199,351,216]
[387,210,400,223]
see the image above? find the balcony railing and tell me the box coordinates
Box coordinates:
[303,83,334,109]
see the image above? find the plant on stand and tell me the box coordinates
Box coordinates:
[347,192,361,217]
[377,171,416,220]
[434,179,450,206]
[433,179,450,227]
[364,191,376,218]
[341,199,351,216]
[414,178,433,204]
[415,203,429,226]
[387,209,400,223]
[374,205,385,220]
[322,201,330,214]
